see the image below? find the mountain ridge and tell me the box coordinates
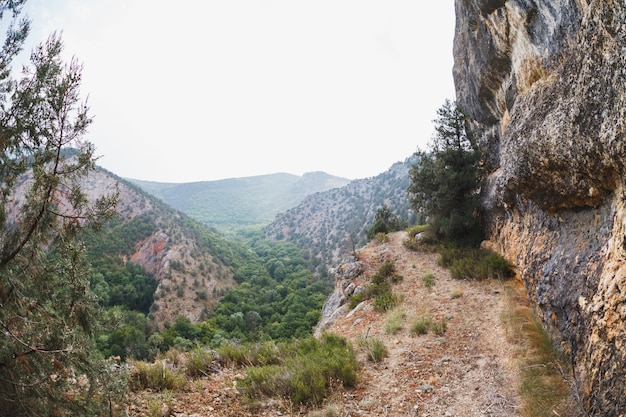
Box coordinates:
[266,156,418,277]
[128,171,351,230]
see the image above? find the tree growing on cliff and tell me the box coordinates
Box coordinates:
[0,8,122,416]
[408,100,483,244]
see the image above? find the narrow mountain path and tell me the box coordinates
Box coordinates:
[322,231,522,416]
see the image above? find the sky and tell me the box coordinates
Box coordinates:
[20,1,456,183]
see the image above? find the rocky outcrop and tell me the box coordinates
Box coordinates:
[315,255,365,336]
[454,1,626,414]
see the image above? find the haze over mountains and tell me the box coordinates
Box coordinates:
[128,172,351,230]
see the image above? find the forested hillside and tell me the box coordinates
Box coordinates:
[265,157,418,277]
[129,171,350,230]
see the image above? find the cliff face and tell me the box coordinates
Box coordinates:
[453,1,626,414]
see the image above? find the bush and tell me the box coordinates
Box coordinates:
[372,232,389,243]
[237,334,359,406]
[186,348,218,378]
[130,360,186,392]
[378,262,396,278]
[216,342,248,367]
[348,292,367,310]
[439,246,513,280]
[431,318,448,336]
[384,309,405,334]
[359,337,388,363]
[410,315,432,336]
[403,225,437,251]
[374,291,398,312]
[422,272,436,288]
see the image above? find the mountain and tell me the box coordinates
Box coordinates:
[265,157,418,277]
[6,166,261,327]
[128,172,351,230]
[454,2,624,414]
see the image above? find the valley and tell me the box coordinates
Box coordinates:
[127,232,534,416]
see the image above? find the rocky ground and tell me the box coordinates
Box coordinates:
[128,231,524,417]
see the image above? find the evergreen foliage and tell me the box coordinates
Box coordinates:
[151,237,330,350]
[0,14,123,417]
[366,205,405,240]
[408,100,483,244]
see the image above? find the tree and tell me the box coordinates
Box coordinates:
[408,100,483,244]
[0,8,121,416]
[366,205,405,240]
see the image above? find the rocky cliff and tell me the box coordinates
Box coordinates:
[453,1,626,414]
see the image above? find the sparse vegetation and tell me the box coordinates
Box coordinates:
[348,262,403,313]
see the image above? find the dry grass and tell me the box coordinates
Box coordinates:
[502,282,584,417]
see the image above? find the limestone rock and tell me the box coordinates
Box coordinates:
[454,1,626,414]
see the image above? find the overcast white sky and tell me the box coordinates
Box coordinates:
[21,1,456,183]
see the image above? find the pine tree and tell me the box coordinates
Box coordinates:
[0,6,122,416]
[408,100,483,244]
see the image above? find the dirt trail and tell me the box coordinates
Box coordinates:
[129,231,523,417]
[322,231,522,416]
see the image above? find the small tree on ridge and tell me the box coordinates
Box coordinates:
[408,99,483,244]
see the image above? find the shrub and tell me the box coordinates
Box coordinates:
[384,308,405,335]
[348,289,366,308]
[422,271,436,288]
[186,348,218,378]
[374,291,398,312]
[450,288,464,299]
[373,232,389,243]
[359,337,388,363]
[216,343,247,367]
[378,262,396,278]
[410,315,432,336]
[431,318,448,336]
[130,360,186,392]
[439,246,513,281]
[237,335,359,406]
[403,225,437,251]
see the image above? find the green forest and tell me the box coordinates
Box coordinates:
[83,216,331,362]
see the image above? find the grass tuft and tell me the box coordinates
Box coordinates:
[384,308,406,335]
[502,283,583,417]
[359,337,388,363]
